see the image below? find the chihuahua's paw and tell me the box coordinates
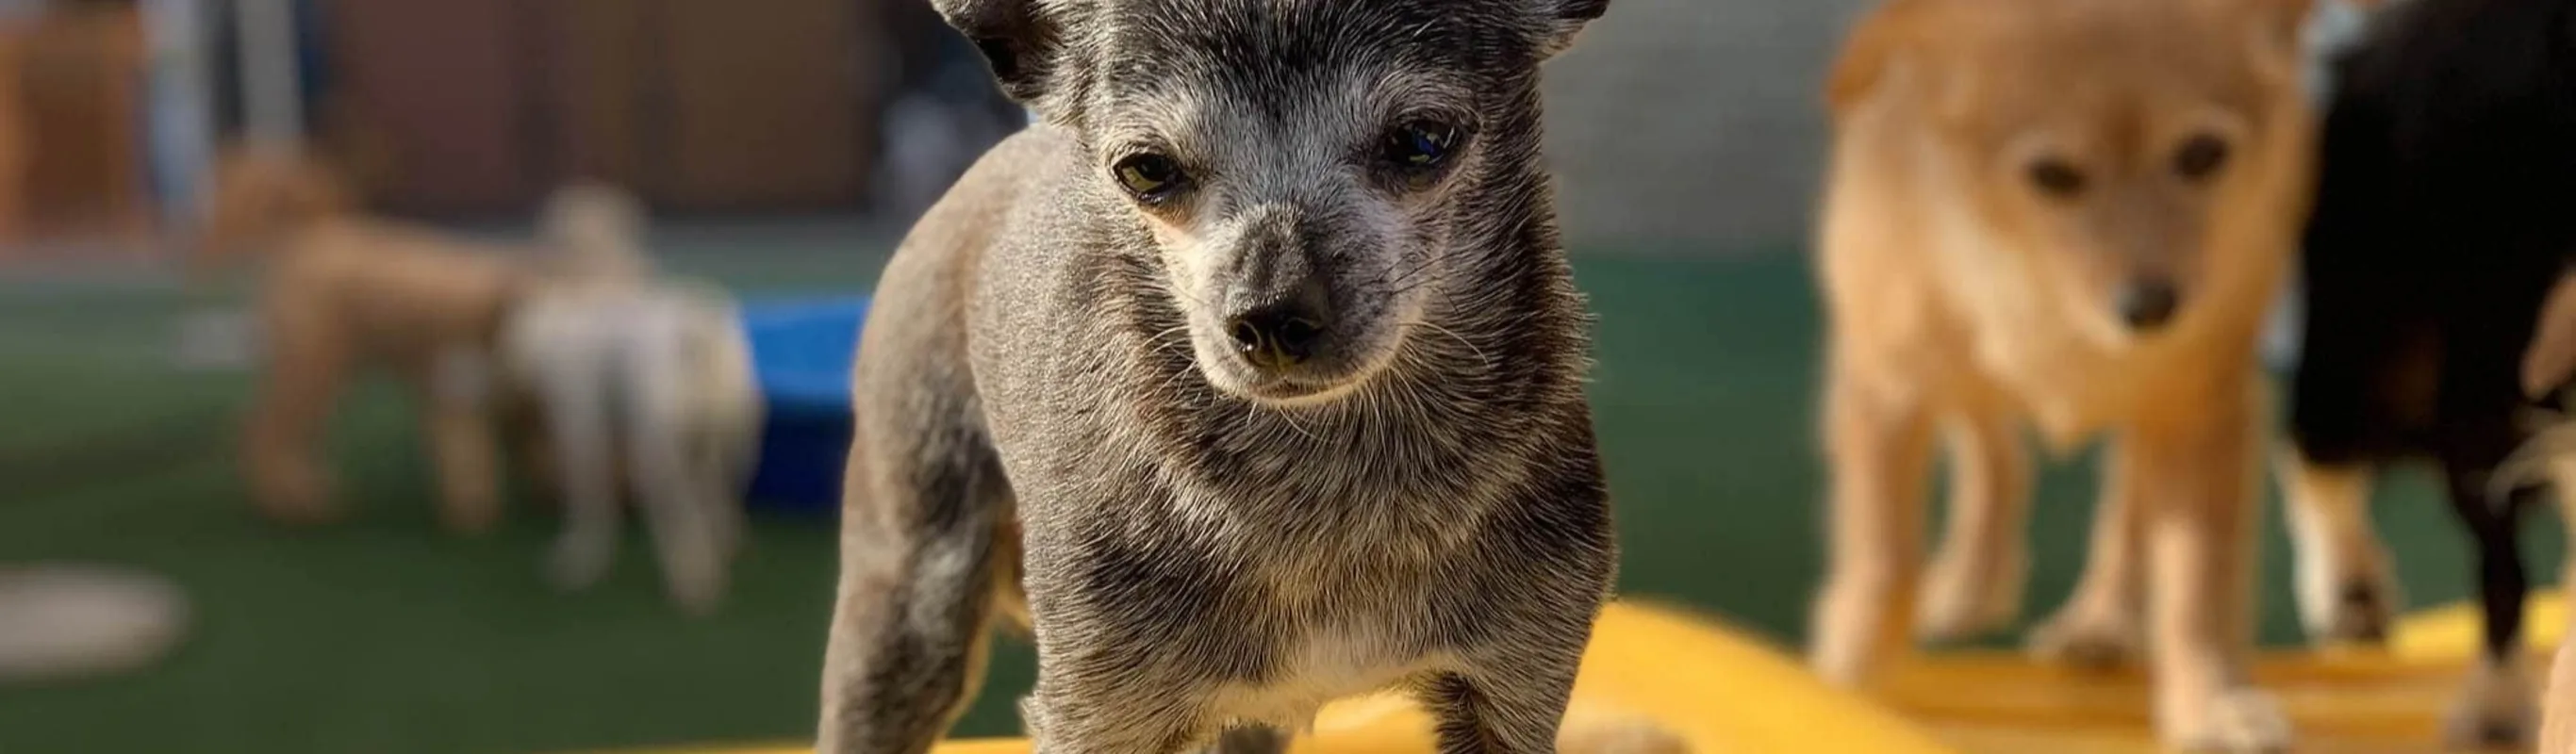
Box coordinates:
[2444,659,2537,750]
[1914,551,2023,643]
[2167,689,2293,753]
[2025,606,2138,671]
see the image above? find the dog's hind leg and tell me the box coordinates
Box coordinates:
[620,309,732,615]
[2275,448,2396,645]
[528,320,623,594]
[421,402,504,534]
[422,348,505,534]
[1809,359,1936,687]
[242,295,348,525]
[2028,443,2145,670]
[2440,432,2541,749]
[1918,396,2031,643]
[690,311,761,563]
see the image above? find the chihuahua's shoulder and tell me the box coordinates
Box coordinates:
[925,126,1091,247]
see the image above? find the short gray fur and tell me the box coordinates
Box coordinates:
[816,2,1622,753]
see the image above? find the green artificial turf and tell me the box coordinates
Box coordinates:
[0,239,2556,753]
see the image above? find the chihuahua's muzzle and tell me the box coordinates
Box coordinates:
[1215,208,1365,386]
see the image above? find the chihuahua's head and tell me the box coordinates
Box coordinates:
[1832,0,2314,346]
[935,0,1607,404]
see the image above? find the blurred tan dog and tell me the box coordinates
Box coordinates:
[204,151,760,613]
[2511,274,2576,754]
[199,148,541,533]
[1808,0,2315,750]
[495,187,763,614]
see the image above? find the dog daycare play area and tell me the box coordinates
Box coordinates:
[8,0,2576,753]
[14,238,2569,753]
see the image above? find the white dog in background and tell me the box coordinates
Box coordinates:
[502,186,765,615]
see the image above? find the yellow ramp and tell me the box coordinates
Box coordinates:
[2389,593,2566,661]
[1873,595,2568,753]
[608,599,1960,754]
[603,595,2575,754]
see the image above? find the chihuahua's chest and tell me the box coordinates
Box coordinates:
[1206,613,1450,732]
[1178,526,1470,731]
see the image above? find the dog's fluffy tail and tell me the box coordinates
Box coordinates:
[537,182,653,282]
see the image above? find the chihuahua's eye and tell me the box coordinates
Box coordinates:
[2025,156,2087,198]
[2171,134,2230,181]
[1113,154,1186,203]
[1382,121,1462,170]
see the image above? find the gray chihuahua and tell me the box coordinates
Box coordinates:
[818,1,1618,753]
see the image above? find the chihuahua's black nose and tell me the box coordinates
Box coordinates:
[2118,278,2181,331]
[1226,280,1331,371]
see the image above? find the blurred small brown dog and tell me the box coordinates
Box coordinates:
[1808,0,2315,750]
[200,147,537,533]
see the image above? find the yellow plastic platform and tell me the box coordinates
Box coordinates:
[1874,594,2569,754]
[2392,594,2566,661]
[615,599,1960,754]
[607,596,2571,754]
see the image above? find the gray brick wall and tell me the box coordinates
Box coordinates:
[1540,0,1871,253]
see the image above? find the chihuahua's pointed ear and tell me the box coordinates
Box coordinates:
[2525,273,2576,401]
[1533,0,1610,58]
[933,0,1066,110]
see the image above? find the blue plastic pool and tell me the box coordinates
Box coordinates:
[739,296,868,516]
